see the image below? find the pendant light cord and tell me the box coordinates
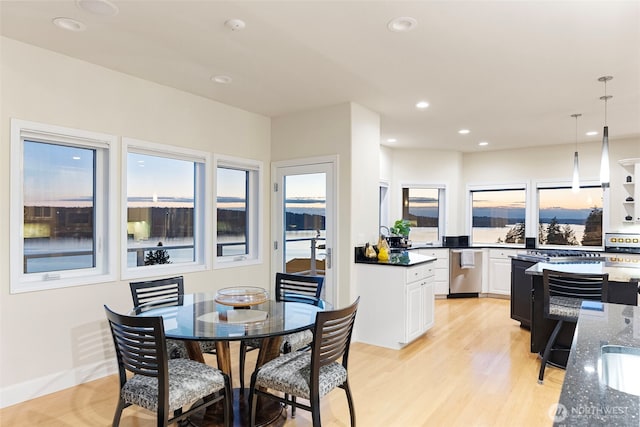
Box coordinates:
[604,79,608,125]
[575,115,578,150]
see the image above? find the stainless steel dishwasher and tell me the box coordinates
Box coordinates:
[449,249,483,297]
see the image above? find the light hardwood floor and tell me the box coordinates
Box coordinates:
[1,298,564,426]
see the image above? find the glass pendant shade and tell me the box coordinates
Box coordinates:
[600,126,610,187]
[572,151,580,193]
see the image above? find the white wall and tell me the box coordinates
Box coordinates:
[271,102,381,307]
[383,137,640,240]
[349,103,381,304]
[385,148,465,235]
[463,137,640,233]
[0,37,272,407]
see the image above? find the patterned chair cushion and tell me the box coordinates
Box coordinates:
[549,296,582,321]
[255,352,347,399]
[281,330,313,353]
[244,330,313,354]
[166,340,217,359]
[166,339,189,359]
[121,358,226,413]
[199,340,217,354]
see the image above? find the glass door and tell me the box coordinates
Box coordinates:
[272,159,336,305]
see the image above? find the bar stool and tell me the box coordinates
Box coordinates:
[538,269,609,384]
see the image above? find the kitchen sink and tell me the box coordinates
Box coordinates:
[599,345,640,396]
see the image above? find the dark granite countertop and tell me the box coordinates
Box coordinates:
[554,302,640,426]
[525,261,640,283]
[354,247,436,267]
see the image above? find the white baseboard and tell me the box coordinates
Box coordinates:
[0,360,117,409]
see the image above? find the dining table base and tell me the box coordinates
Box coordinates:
[184,337,288,426]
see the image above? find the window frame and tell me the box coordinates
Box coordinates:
[10,118,117,293]
[121,137,211,280]
[467,183,529,247]
[214,154,263,269]
[398,183,446,245]
[535,180,607,250]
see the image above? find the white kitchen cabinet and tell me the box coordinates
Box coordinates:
[619,159,640,224]
[488,249,519,295]
[417,248,449,296]
[355,261,435,349]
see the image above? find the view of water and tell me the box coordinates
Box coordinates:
[473,224,587,245]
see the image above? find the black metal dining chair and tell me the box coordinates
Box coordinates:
[129,276,217,359]
[104,305,232,427]
[248,297,359,427]
[538,269,609,384]
[239,272,324,390]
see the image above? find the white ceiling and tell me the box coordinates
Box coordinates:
[1,0,639,152]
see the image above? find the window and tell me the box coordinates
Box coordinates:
[123,138,209,278]
[10,119,116,293]
[400,186,445,244]
[537,185,604,248]
[470,188,527,245]
[215,155,262,267]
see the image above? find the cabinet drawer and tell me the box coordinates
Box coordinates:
[489,249,517,259]
[434,268,448,281]
[433,258,448,269]
[419,249,449,260]
[406,263,434,282]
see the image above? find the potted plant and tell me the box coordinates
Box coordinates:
[389,219,411,248]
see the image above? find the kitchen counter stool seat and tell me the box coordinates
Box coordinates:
[538,270,609,384]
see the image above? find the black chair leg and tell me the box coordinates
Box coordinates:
[112,398,126,426]
[538,320,564,384]
[342,380,356,427]
[239,341,247,390]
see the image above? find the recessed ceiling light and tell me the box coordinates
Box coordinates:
[586,131,598,136]
[211,75,232,84]
[387,17,417,33]
[52,17,86,32]
[387,138,397,143]
[72,156,81,160]
[225,19,246,31]
[76,0,119,16]
[458,129,470,135]
[415,101,429,109]
[478,141,489,146]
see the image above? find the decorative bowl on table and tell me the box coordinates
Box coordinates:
[214,286,269,307]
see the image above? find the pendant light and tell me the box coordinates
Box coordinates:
[598,76,613,188]
[571,113,581,193]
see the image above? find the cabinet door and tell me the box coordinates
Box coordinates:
[510,258,534,327]
[421,281,435,331]
[489,258,512,295]
[405,281,422,343]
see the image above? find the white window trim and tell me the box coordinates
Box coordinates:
[398,182,446,245]
[379,180,390,232]
[466,182,529,247]
[121,137,211,280]
[10,119,117,293]
[214,154,263,269]
[534,179,608,249]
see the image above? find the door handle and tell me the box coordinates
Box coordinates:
[326,248,332,269]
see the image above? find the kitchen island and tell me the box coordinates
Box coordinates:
[554,302,640,426]
[524,260,639,366]
[355,250,437,349]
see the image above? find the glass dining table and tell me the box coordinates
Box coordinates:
[130,291,328,426]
